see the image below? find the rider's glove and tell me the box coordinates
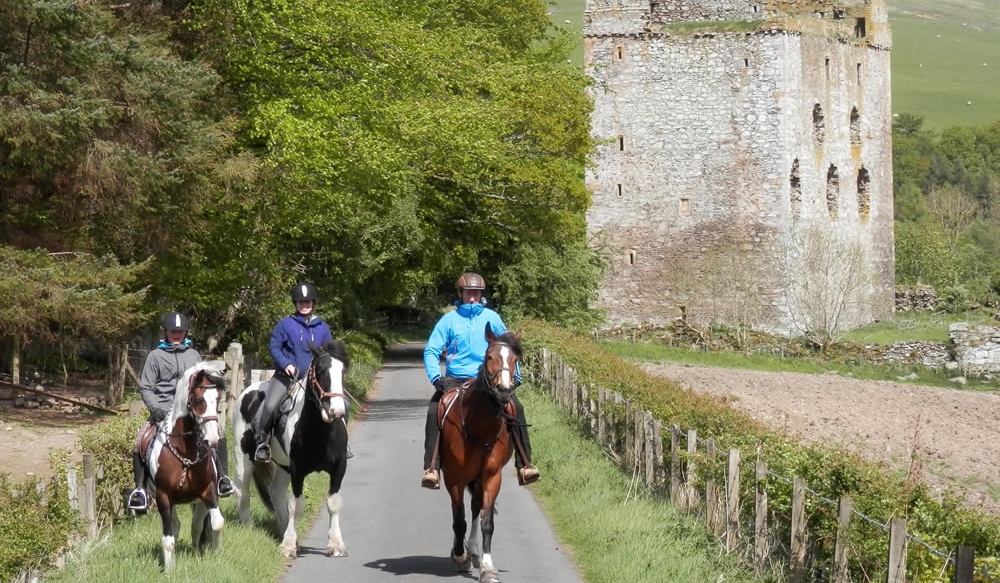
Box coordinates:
[433,377,446,393]
[149,408,167,423]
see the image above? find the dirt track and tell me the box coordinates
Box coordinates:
[640,362,1000,515]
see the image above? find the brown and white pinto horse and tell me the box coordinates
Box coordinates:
[438,325,522,583]
[142,361,227,571]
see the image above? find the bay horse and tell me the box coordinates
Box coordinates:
[438,325,522,583]
[142,361,228,571]
[232,339,350,558]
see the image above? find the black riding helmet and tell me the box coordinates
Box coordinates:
[291,282,318,303]
[161,312,190,332]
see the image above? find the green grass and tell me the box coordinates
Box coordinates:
[520,384,764,583]
[840,310,998,344]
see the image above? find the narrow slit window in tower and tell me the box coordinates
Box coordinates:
[679,198,690,216]
[857,63,862,85]
[850,107,861,146]
[616,45,624,60]
[790,159,801,221]
[812,104,825,144]
[618,135,625,151]
[616,183,623,197]
[628,249,636,266]
[744,58,749,67]
[857,166,871,219]
[825,57,831,80]
[855,18,866,38]
[826,165,840,220]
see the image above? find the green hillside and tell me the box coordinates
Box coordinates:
[552,0,1000,129]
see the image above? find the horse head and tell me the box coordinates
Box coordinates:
[479,324,522,406]
[171,362,226,447]
[306,340,349,423]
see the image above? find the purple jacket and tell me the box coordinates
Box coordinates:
[269,313,333,379]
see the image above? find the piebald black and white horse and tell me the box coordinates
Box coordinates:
[232,340,350,558]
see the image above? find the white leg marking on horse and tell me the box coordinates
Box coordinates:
[279,495,301,558]
[210,507,225,532]
[161,535,175,571]
[467,515,482,568]
[326,492,347,557]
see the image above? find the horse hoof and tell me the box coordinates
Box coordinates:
[327,545,348,557]
[280,544,297,559]
[480,569,501,583]
[451,552,470,567]
[471,554,482,569]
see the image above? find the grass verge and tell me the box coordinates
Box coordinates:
[519,384,764,583]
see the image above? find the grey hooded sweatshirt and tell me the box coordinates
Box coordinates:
[139,341,202,415]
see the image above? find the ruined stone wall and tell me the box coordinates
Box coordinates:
[585,0,893,334]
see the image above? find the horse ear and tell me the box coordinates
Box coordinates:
[485,323,497,343]
[511,330,521,343]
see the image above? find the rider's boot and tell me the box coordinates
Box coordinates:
[421,407,441,489]
[511,411,540,486]
[127,449,149,511]
[215,437,234,498]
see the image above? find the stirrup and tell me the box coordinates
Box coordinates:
[128,488,148,511]
[218,476,234,498]
[254,442,271,463]
[421,469,440,490]
[517,465,540,486]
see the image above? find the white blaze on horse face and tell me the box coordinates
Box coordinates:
[201,388,222,446]
[498,345,514,388]
[320,358,347,422]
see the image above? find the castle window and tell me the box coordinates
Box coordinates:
[855,18,866,38]
[615,45,624,60]
[616,183,623,196]
[628,249,637,266]
[826,165,840,220]
[812,104,825,144]
[679,198,690,216]
[744,58,750,67]
[857,166,871,220]
[833,8,845,19]
[825,57,830,80]
[790,159,801,221]
[618,135,625,151]
[857,63,862,85]
[850,107,861,146]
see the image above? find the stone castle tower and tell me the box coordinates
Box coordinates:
[585,0,895,335]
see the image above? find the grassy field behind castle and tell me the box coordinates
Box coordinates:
[551,0,1000,129]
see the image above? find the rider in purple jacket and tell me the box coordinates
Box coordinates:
[253,283,334,462]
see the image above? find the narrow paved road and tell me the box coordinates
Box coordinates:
[282,342,583,583]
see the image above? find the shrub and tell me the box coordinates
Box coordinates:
[0,473,77,582]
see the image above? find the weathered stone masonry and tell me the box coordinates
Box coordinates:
[585,0,895,334]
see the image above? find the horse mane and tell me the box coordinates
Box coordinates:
[493,331,522,358]
[168,361,226,429]
[324,339,349,369]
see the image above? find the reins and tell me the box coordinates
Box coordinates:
[162,380,219,488]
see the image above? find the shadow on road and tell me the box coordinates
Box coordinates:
[362,555,481,579]
[357,397,427,422]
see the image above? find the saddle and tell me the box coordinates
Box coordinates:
[137,421,160,466]
[436,386,518,430]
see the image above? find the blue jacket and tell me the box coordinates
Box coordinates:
[269,313,333,379]
[423,301,519,383]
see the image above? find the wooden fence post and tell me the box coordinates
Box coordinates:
[705,439,719,534]
[81,453,97,538]
[597,387,607,445]
[224,342,244,424]
[726,448,741,552]
[834,497,853,583]
[790,476,807,583]
[685,429,697,508]
[670,425,681,505]
[887,518,907,583]
[754,461,769,574]
[953,545,974,583]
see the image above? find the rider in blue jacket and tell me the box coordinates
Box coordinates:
[253,283,334,462]
[421,272,539,489]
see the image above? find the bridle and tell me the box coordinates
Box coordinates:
[307,356,344,401]
[164,378,220,486]
[478,342,519,395]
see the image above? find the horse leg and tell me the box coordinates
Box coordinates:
[157,496,176,572]
[279,472,304,558]
[234,425,253,524]
[466,482,483,569]
[325,463,348,557]
[270,469,292,537]
[447,483,470,567]
[478,474,503,583]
